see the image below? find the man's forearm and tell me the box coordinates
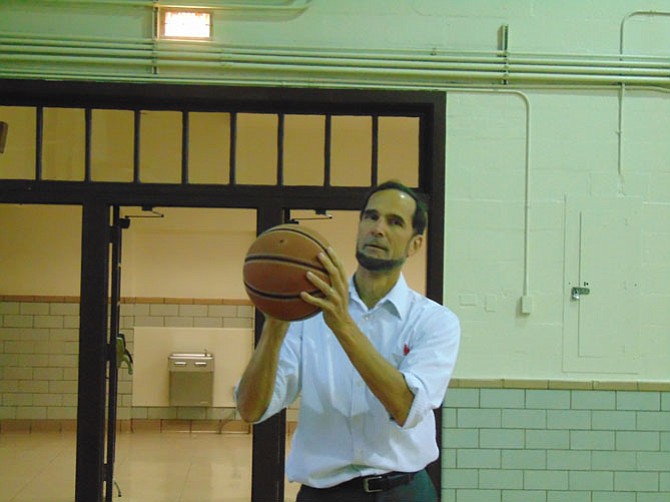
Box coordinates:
[336,322,414,426]
[236,319,289,423]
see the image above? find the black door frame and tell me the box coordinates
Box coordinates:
[0,78,446,502]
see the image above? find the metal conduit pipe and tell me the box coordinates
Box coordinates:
[506,65,670,77]
[616,11,670,189]
[35,0,313,12]
[5,30,668,65]
[2,44,670,81]
[0,34,485,61]
[6,65,670,98]
[620,10,670,55]
[155,61,670,84]
[615,83,670,184]
[618,84,626,187]
[511,54,670,67]
[5,33,670,67]
[6,48,670,71]
[239,48,670,67]
[0,35,548,58]
[0,54,665,84]
[164,49,670,75]
[0,47,500,72]
[0,38,152,52]
[0,54,155,68]
[166,45,667,65]
[3,16,670,88]
[2,47,156,60]
[35,0,155,5]
[0,37,498,62]
[5,7,670,67]
[445,89,533,303]
[2,53,670,87]
[4,38,670,71]
[0,39,503,65]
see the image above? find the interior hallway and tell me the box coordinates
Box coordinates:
[0,430,300,502]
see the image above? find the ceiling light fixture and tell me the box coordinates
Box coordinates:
[157,8,212,40]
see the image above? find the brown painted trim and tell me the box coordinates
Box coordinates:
[131,297,166,304]
[1,295,36,302]
[449,378,670,392]
[0,419,251,434]
[0,419,124,433]
[1,295,252,305]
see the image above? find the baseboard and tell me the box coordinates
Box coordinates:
[0,418,250,434]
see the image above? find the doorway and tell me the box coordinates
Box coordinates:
[0,78,446,502]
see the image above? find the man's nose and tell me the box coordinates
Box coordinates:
[370,219,386,235]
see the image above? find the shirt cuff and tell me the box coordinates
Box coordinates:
[399,372,430,429]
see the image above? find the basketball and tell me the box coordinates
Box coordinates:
[243,224,331,321]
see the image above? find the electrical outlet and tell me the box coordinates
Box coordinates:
[521,295,533,315]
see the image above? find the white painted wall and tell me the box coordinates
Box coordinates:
[0,0,668,383]
[444,88,670,381]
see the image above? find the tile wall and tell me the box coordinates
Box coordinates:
[442,380,670,501]
[0,296,253,432]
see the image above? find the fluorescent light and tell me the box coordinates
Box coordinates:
[159,9,212,40]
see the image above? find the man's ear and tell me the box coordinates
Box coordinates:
[407,234,423,257]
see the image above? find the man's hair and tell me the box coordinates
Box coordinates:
[360,180,428,235]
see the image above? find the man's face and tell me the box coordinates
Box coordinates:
[355,189,423,272]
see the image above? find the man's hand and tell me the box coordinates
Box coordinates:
[301,247,355,334]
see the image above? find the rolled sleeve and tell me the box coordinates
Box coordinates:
[399,371,431,429]
[397,309,460,430]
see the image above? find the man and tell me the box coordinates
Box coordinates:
[236,180,460,501]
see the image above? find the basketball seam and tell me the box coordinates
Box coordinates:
[244,282,324,300]
[244,254,327,271]
[263,225,329,253]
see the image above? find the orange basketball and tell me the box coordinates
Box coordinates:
[243,224,331,321]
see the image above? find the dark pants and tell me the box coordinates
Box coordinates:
[296,469,437,502]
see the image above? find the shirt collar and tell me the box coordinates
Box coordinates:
[348,273,411,320]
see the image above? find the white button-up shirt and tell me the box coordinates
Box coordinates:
[253,274,460,488]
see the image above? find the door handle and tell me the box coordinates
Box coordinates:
[571,286,590,300]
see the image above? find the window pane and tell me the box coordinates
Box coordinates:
[0,106,36,180]
[284,114,325,186]
[236,113,278,185]
[189,112,230,185]
[140,110,181,183]
[91,109,134,182]
[43,108,85,181]
[378,116,419,186]
[331,116,371,187]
